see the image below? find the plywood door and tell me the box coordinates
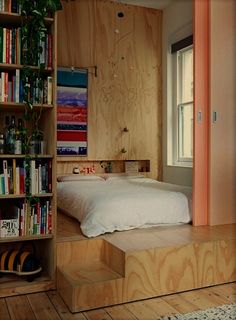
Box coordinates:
[209,0,236,225]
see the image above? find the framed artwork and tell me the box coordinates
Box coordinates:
[57,67,88,156]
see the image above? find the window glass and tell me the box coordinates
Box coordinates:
[172,45,193,165]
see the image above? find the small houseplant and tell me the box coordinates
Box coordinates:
[18,0,62,201]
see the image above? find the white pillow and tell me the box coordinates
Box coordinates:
[105,175,145,181]
[57,175,105,182]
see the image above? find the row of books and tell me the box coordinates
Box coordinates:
[0,200,52,237]
[0,0,21,13]
[0,27,53,67]
[0,70,53,104]
[0,159,52,195]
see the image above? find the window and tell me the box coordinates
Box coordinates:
[172,43,193,165]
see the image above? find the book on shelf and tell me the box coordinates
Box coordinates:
[0,0,21,13]
[0,70,53,104]
[20,199,52,236]
[0,26,53,68]
[0,158,52,195]
[0,198,52,237]
[3,159,9,194]
[0,202,19,237]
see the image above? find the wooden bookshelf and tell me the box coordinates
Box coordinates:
[0,8,57,297]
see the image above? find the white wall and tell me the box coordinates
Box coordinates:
[162,0,193,186]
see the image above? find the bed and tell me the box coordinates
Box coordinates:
[57,175,192,238]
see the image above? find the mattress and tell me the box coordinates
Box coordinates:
[57,176,192,237]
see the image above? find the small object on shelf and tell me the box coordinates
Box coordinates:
[14,118,24,154]
[4,116,10,154]
[125,161,139,173]
[0,218,19,237]
[7,115,16,154]
[73,167,80,174]
[0,133,4,154]
[0,243,42,282]
[100,161,112,173]
[30,131,45,154]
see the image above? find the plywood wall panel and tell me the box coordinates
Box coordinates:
[57,0,162,179]
[57,0,95,67]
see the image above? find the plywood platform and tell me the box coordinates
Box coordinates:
[57,212,236,312]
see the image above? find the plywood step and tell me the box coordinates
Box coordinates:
[57,237,236,312]
[59,261,123,286]
[57,260,125,312]
[57,237,126,311]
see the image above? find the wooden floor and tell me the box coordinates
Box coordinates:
[0,282,235,319]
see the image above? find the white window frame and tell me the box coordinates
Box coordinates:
[172,45,193,167]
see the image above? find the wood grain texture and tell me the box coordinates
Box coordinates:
[57,0,162,179]
[1,283,236,319]
[0,298,11,320]
[27,292,61,320]
[84,309,112,320]
[6,296,37,320]
[57,219,236,312]
[56,159,150,176]
[163,293,200,314]
[105,305,136,320]
[179,287,231,310]
[0,276,54,298]
[207,282,236,303]
[57,239,105,267]
[48,291,87,320]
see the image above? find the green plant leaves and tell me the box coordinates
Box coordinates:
[19,0,62,200]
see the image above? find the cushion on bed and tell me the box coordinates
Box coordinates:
[104,174,145,181]
[57,175,105,182]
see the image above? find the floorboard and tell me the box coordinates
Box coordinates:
[0,298,11,320]
[161,292,200,314]
[47,291,87,320]
[0,283,235,319]
[179,287,232,309]
[27,292,61,320]
[6,295,37,320]
[105,305,136,320]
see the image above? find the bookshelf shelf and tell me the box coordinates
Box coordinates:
[0,11,54,27]
[0,273,54,298]
[0,193,53,199]
[0,233,53,243]
[0,102,53,111]
[0,154,53,159]
[0,62,53,72]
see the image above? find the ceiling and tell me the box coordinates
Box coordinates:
[115,0,173,10]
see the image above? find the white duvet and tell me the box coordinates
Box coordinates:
[57,177,192,237]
